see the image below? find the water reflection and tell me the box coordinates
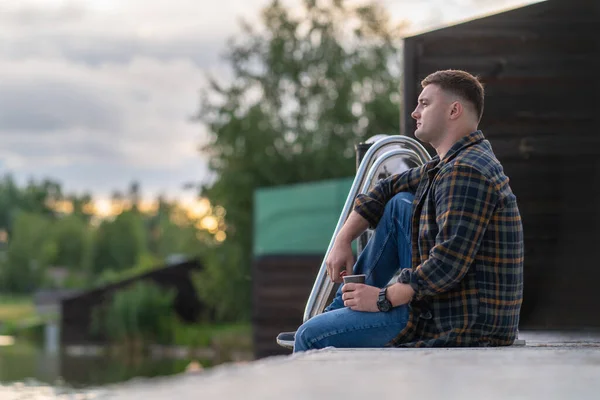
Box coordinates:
[0,339,216,388]
[0,336,15,346]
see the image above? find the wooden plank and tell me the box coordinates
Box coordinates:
[416,36,596,58]
[483,134,600,158]
[252,255,321,357]
[412,1,598,38]
[481,119,593,136]
[418,58,597,81]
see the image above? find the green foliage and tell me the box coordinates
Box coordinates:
[0,320,17,336]
[197,0,404,319]
[91,281,176,345]
[89,279,251,348]
[151,210,204,260]
[0,174,220,299]
[8,316,45,343]
[93,253,160,287]
[0,212,54,293]
[90,210,147,274]
[67,192,94,222]
[171,322,251,348]
[0,176,62,234]
[48,214,92,271]
[193,244,249,321]
[0,295,35,324]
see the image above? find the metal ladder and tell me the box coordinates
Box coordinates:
[277,134,431,349]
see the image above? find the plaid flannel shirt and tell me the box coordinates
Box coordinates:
[354,130,524,347]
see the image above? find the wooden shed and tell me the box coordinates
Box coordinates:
[402,0,600,329]
[60,259,204,345]
[252,178,353,358]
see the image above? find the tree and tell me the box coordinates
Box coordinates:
[0,212,54,293]
[0,175,63,235]
[197,0,404,319]
[90,210,147,275]
[48,214,91,272]
[68,192,94,223]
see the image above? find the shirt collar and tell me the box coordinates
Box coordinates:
[446,129,485,159]
[427,130,485,168]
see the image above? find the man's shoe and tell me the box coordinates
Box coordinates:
[276,331,296,349]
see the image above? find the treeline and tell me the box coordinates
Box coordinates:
[0,175,223,299]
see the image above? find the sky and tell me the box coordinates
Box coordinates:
[0,0,539,204]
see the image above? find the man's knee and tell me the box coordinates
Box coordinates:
[384,192,414,216]
[381,192,414,237]
[390,191,414,205]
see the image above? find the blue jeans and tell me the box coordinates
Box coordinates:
[293,192,414,352]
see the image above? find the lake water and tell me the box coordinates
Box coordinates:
[0,336,250,389]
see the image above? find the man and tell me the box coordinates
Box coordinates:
[291,69,524,351]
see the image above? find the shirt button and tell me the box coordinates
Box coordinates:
[420,311,432,320]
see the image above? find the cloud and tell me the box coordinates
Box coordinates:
[0,55,210,193]
[0,1,88,27]
[0,0,538,200]
[0,0,258,199]
[2,32,224,68]
[0,80,122,132]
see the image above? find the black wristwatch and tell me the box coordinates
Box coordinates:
[377,287,392,312]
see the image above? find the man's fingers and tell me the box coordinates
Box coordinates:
[326,262,339,282]
[342,283,355,293]
[344,299,357,308]
[345,259,354,275]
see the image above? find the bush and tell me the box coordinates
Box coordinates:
[14,317,45,343]
[0,320,17,336]
[91,281,176,345]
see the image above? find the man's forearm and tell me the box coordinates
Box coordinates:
[336,211,370,244]
[386,283,415,307]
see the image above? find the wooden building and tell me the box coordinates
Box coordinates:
[60,259,204,345]
[252,179,353,358]
[252,255,322,358]
[402,0,600,329]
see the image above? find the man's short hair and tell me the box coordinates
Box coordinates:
[421,70,485,122]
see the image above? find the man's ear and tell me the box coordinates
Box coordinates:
[449,101,463,120]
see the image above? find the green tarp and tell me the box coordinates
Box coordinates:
[253,178,354,256]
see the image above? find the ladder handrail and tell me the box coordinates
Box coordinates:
[303,135,432,323]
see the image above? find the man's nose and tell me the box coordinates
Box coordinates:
[411,109,419,120]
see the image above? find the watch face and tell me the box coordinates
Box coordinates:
[378,301,391,312]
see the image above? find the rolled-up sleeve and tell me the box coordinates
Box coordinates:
[409,164,498,298]
[353,164,426,228]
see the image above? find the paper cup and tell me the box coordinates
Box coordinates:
[343,274,366,284]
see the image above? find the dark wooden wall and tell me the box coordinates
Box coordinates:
[402,0,600,329]
[252,255,323,358]
[60,259,204,345]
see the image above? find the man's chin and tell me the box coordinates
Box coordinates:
[414,129,426,142]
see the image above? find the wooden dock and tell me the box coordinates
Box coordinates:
[4,331,596,400]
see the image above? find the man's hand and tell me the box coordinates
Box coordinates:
[325,212,369,283]
[326,239,354,283]
[341,283,380,312]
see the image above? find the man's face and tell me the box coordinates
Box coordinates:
[411,84,450,145]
